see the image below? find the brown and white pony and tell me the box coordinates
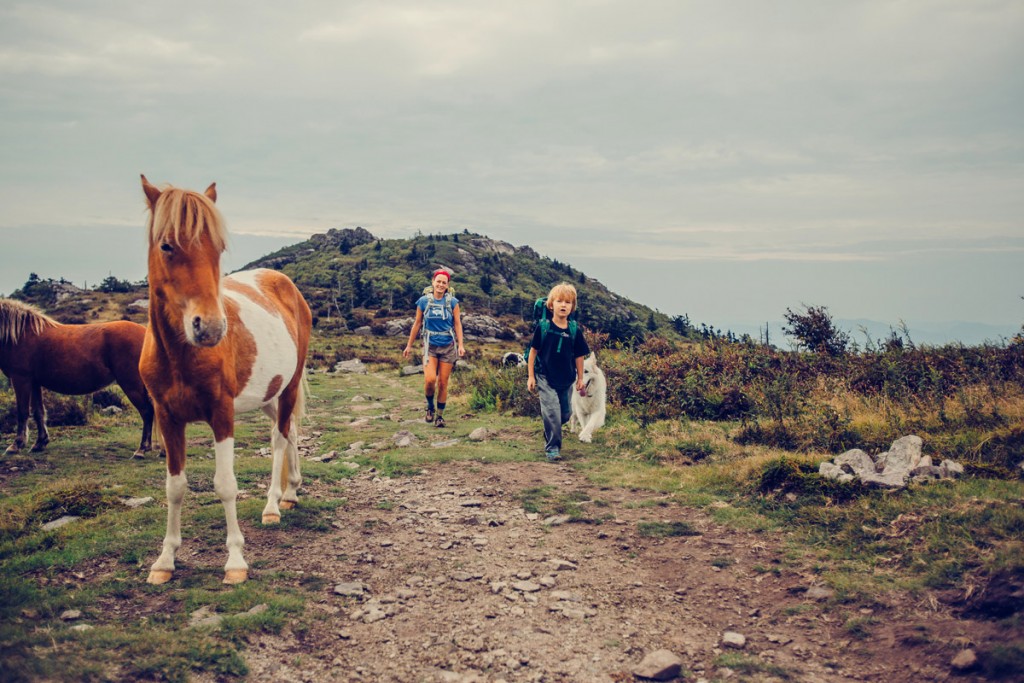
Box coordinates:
[140,175,311,585]
[0,298,154,456]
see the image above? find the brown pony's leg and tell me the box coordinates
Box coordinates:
[211,409,247,585]
[30,383,49,452]
[148,414,187,585]
[4,376,31,454]
[120,382,154,458]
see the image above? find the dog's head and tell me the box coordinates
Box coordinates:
[580,353,603,394]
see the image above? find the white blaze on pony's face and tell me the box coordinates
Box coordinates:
[141,175,228,347]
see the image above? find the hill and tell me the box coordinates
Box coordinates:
[242,227,679,342]
[4,228,689,343]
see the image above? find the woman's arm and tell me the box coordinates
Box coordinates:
[453,304,465,357]
[403,307,425,358]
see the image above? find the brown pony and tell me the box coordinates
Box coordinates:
[0,299,154,456]
[140,175,312,585]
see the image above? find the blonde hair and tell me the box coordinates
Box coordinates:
[545,283,578,314]
[148,186,227,252]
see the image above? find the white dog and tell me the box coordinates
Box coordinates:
[570,353,606,443]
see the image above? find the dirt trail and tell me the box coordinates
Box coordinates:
[186,454,1001,683]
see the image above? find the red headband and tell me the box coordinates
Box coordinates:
[432,269,450,280]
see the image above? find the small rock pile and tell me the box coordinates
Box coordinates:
[819,435,964,488]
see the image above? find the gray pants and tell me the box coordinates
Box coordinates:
[537,374,572,453]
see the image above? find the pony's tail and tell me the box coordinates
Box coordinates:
[294,369,310,425]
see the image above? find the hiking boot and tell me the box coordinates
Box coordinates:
[425,408,435,423]
[545,449,561,462]
[434,414,446,428]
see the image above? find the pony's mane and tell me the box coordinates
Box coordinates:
[148,186,227,252]
[0,298,59,344]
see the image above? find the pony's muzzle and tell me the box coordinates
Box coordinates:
[189,315,227,347]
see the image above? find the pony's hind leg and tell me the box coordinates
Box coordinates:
[4,377,31,454]
[276,386,303,510]
[122,383,155,458]
[260,403,285,524]
[279,415,302,509]
[29,384,49,451]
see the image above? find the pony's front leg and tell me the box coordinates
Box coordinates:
[148,419,187,585]
[209,406,246,584]
[30,383,49,452]
[213,434,248,584]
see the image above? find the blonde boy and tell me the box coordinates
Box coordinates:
[527,283,590,461]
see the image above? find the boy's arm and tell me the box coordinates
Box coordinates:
[574,355,585,392]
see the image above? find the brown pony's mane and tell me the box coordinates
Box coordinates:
[148,186,227,252]
[0,298,59,345]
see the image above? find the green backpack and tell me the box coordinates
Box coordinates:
[524,297,579,367]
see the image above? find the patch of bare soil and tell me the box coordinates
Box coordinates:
[180,459,1014,683]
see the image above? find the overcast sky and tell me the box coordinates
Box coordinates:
[1,1,1022,335]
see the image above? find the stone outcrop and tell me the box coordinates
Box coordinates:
[379,314,513,341]
[461,314,508,341]
[819,435,964,488]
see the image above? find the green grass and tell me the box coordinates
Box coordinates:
[636,521,700,537]
[3,335,1024,680]
[714,652,793,680]
[518,486,606,522]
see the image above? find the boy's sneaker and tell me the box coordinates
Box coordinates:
[434,414,446,428]
[545,449,560,461]
[425,408,435,423]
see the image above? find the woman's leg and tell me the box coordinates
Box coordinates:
[423,356,439,419]
[436,361,455,404]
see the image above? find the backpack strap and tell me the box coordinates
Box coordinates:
[539,318,577,354]
[421,293,457,361]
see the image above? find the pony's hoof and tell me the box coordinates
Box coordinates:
[3,445,18,455]
[279,500,296,510]
[223,569,248,585]
[262,513,280,524]
[30,443,47,453]
[132,450,146,460]
[147,570,173,585]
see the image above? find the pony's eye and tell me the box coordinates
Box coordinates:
[160,243,174,254]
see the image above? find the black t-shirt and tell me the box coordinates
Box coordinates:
[531,321,590,389]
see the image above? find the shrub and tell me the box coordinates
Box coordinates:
[0,391,87,432]
[91,389,125,409]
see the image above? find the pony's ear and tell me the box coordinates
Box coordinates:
[204,182,217,203]
[141,174,161,210]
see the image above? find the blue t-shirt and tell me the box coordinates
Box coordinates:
[416,294,459,347]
